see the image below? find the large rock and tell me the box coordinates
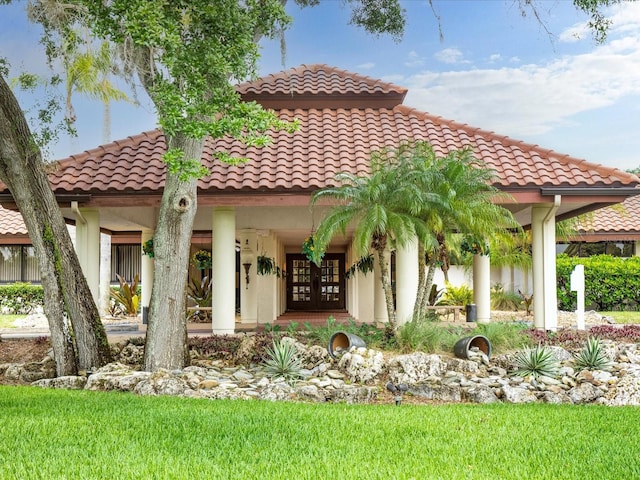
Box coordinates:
[338,348,385,384]
[133,369,193,396]
[602,366,640,406]
[500,385,537,404]
[567,382,604,404]
[388,353,447,384]
[85,363,151,391]
[409,382,462,402]
[32,376,88,390]
[464,385,499,404]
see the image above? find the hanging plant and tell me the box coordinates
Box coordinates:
[460,235,490,256]
[191,249,212,270]
[142,238,154,258]
[257,254,285,278]
[302,235,325,267]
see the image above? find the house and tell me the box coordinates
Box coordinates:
[1,64,638,332]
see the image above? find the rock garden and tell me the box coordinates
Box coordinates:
[3,311,640,407]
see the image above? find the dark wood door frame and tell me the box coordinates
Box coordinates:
[286,253,345,311]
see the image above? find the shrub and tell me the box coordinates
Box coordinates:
[440,283,473,306]
[490,283,521,311]
[0,283,44,314]
[512,344,560,380]
[110,274,140,316]
[476,322,532,352]
[573,337,612,372]
[262,338,304,384]
[396,318,466,353]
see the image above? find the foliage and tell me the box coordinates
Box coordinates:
[512,345,560,380]
[439,283,473,306]
[0,283,44,315]
[188,335,243,361]
[262,338,304,384]
[109,274,140,316]
[460,235,490,256]
[589,324,640,342]
[257,255,285,277]
[517,289,534,315]
[475,322,533,352]
[302,316,385,350]
[302,235,324,267]
[573,337,613,372]
[490,283,521,311]
[191,250,212,270]
[345,253,375,279]
[396,317,466,353]
[557,255,640,311]
[187,275,212,309]
[142,239,154,258]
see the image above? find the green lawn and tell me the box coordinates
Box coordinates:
[602,311,640,324]
[1,386,639,479]
[0,314,20,328]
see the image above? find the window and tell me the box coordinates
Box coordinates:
[0,246,40,283]
[558,241,635,258]
[111,244,142,283]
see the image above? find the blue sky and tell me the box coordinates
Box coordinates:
[2,1,640,171]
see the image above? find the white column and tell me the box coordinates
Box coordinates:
[532,198,560,331]
[473,253,491,323]
[140,229,155,324]
[374,249,389,325]
[212,207,236,334]
[75,209,101,304]
[635,240,640,257]
[395,237,419,325]
[239,229,257,325]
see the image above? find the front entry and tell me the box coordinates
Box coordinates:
[286,254,345,310]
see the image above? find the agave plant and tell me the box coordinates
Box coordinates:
[262,338,304,384]
[573,337,612,372]
[512,344,560,380]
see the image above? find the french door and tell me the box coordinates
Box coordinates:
[286,254,345,310]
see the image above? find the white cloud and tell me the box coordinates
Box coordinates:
[405,19,640,140]
[404,50,425,68]
[488,54,501,63]
[434,47,466,64]
[357,62,375,70]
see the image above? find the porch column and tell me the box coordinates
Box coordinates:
[473,253,491,323]
[75,208,101,304]
[212,207,236,334]
[532,198,560,331]
[239,229,257,325]
[635,240,640,257]
[374,249,389,325]
[140,229,155,324]
[395,237,419,325]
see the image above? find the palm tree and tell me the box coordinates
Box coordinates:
[402,147,520,319]
[311,144,435,330]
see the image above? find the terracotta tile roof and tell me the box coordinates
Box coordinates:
[0,206,28,235]
[580,194,640,234]
[1,64,639,197]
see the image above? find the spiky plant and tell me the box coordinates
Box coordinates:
[573,337,613,372]
[263,339,304,384]
[512,344,560,380]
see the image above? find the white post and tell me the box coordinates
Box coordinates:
[395,237,419,326]
[140,229,155,324]
[570,264,585,330]
[76,208,101,304]
[212,207,236,334]
[239,229,257,325]
[473,253,491,323]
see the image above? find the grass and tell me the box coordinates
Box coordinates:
[602,311,640,324]
[0,314,21,328]
[1,387,639,479]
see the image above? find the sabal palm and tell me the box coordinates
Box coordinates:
[311,151,432,328]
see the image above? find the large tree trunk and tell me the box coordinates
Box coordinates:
[0,75,112,374]
[144,135,203,371]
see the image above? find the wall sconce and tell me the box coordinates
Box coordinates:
[242,262,252,288]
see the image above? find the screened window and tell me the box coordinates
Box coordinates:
[0,246,40,283]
